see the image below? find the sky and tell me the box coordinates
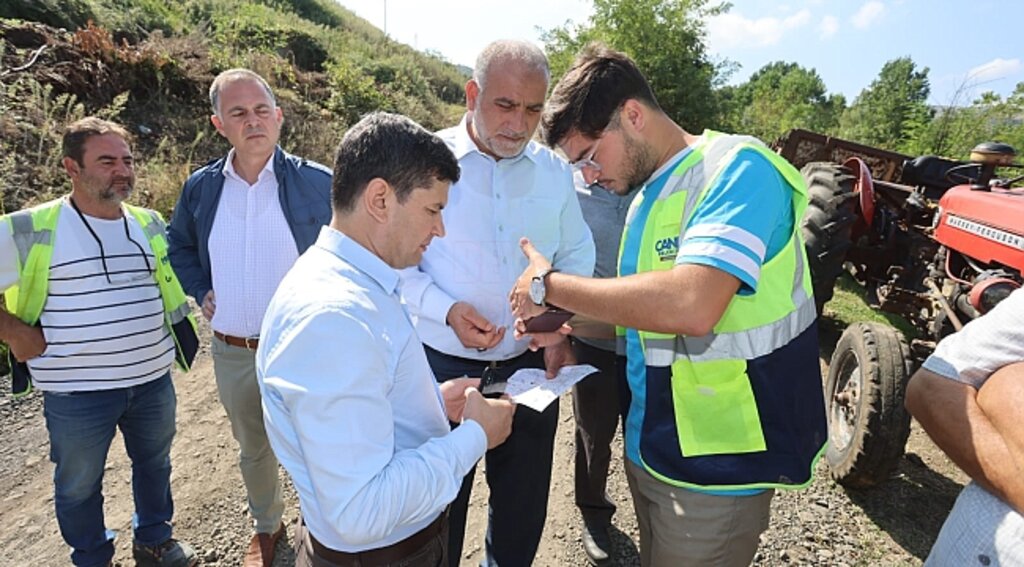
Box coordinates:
[333,0,1023,106]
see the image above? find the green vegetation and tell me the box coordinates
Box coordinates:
[543,1,1024,157]
[543,0,731,133]
[824,275,918,340]
[0,0,468,217]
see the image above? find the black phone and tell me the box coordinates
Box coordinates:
[523,308,574,333]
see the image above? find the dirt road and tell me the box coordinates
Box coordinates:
[0,332,966,566]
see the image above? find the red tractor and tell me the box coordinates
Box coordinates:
[775,130,1024,487]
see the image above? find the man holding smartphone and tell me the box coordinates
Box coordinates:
[399,40,594,566]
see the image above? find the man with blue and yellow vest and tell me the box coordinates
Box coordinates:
[0,117,199,567]
[509,45,827,566]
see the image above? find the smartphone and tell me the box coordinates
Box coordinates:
[523,308,574,333]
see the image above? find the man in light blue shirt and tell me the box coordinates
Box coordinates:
[570,173,637,565]
[256,112,516,566]
[399,40,595,566]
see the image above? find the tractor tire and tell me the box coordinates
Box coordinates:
[824,322,912,488]
[800,162,858,314]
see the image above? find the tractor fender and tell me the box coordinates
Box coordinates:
[843,156,875,228]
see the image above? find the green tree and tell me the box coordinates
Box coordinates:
[839,57,932,153]
[724,61,845,142]
[909,82,1024,159]
[542,0,732,132]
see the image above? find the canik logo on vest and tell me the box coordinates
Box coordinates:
[655,236,678,262]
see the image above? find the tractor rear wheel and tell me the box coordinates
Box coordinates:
[801,162,858,314]
[824,322,912,488]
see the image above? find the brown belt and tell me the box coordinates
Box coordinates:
[213,331,259,350]
[305,510,446,566]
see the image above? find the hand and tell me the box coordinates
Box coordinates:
[447,302,505,350]
[7,323,46,361]
[439,377,481,422]
[542,335,575,379]
[462,387,516,449]
[513,318,573,350]
[509,237,553,320]
[201,290,216,321]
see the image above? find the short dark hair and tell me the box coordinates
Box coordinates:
[542,43,661,148]
[332,112,460,213]
[62,117,132,165]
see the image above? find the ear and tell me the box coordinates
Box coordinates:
[620,99,646,134]
[465,78,480,112]
[62,156,80,179]
[361,177,393,224]
[211,114,226,138]
[275,106,284,126]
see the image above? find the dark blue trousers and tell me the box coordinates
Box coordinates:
[424,346,558,567]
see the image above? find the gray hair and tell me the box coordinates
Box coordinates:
[472,40,550,92]
[209,68,276,115]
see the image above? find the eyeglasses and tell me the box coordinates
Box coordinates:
[570,137,603,174]
[69,197,154,284]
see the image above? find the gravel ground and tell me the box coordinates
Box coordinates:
[0,319,967,566]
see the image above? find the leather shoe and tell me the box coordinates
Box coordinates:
[244,523,285,567]
[581,524,613,566]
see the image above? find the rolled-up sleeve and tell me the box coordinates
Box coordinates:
[922,287,1024,388]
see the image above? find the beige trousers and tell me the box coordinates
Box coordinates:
[212,336,284,533]
[625,459,773,567]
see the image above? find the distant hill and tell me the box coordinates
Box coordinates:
[0,0,468,214]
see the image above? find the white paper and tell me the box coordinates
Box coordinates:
[504,364,600,412]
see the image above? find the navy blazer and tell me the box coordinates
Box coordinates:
[167,146,332,304]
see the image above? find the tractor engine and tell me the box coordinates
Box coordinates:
[928,143,1024,339]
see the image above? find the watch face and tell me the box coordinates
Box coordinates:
[529,277,544,305]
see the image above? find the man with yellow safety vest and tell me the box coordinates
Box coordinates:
[0,117,198,567]
[509,44,827,566]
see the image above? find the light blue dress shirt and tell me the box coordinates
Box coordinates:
[399,116,596,361]
[257,226,487,552]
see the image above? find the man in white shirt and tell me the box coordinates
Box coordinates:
[906,287,1024,565]
[257,111,516,567]
[167,69,332,567]
[399,40,596,566]
[0,117,198,567]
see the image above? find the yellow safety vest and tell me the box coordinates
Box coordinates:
[3,198,198,397]
[618,130,827,490]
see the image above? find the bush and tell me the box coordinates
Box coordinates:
[0,0,94,31]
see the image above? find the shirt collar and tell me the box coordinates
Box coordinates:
[222,148,276,183]
[314,226,400,295]
[451,114,538,164]
[641,136,705,191]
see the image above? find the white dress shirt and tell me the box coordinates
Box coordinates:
[399,116,596,360]
[209,149,298,337]
[257,227,487,551]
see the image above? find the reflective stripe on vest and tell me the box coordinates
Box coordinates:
[618,131,824,489]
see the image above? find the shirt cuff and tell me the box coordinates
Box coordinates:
[448,419,488,475]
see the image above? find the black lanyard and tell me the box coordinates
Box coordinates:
[68,197,153,284]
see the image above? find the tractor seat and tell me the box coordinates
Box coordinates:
[901,155,980,195]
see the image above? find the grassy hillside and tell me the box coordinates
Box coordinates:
[0,0,469,216]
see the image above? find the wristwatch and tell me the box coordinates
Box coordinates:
[529,268,558,306]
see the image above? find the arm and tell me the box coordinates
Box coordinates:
[977,362,1024,505]
[398,267,504,349]
[0,308,45,361]
[906,367,1024,513]
[260,309,487,547]
[0,222,45,360]
[512,239,740,337]
[166,178,211,303]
